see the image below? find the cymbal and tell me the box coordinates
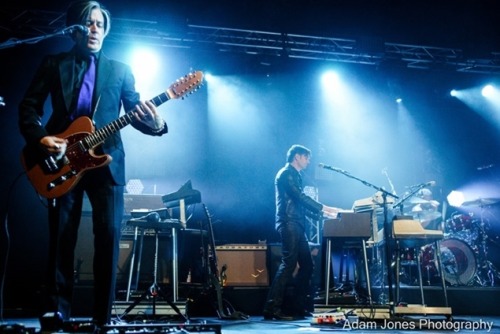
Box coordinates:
[461,198,500,207]
[408,197,430,204]
[413,211,442,221]
[403,197,439,206]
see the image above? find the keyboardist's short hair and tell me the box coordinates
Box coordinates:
[286,144,311,163]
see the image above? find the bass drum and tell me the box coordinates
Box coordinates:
[421,238,477,286]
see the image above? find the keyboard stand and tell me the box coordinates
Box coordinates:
[392,219,452,318]
[122,219,185,320]
[323,213,373,306]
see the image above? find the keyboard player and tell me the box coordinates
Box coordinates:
[263,145,341,320]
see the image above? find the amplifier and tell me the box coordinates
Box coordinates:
[215,244,268,286]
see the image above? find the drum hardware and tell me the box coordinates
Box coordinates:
[461,198,500,207]
[469,202,500,287]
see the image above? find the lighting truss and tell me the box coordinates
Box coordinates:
[2,9,499,74]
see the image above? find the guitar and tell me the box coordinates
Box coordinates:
[21,70,203,199]
[202,204,231,319]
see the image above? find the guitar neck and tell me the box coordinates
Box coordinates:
[83,91,171,150]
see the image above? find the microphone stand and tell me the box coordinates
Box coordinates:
[392,184,428,216]
[321,166,399,314]
[0,26,76,50]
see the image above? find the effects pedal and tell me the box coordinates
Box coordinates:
[311,311,346,325]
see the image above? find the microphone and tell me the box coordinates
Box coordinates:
[318,163,345,172]
[409,181,436,189]
[477,164,494,171]
[65,25,90,36]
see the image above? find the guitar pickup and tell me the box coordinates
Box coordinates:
[47,170,77,190]
[42,155,70,173]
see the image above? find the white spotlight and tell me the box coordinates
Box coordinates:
[481,84,495,98]
[321,71,340,88]
[396,98,402,103]
[450,89,458,97]
[447,190,465,207]
[129,48,160,88]
[204,72,214,82]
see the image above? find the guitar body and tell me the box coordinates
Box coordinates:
[21,116,112,199]
[21,71,204,199]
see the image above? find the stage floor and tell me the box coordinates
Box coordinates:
[2,314,500,333]
[3,285,500,333]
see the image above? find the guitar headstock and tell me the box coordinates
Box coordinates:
[167,71,204,100]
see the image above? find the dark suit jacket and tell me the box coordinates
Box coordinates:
[19,48,168,186]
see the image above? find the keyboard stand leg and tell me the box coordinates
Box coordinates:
[362,240,373,305]
[125,227,141,302]
[325,239,332,305]
[417,247,425,305]
[435,240,449,307]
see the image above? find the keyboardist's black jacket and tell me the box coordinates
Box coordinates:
[275,163,323,232]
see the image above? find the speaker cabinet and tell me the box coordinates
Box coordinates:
[74,214,135,285]
[215,245,268,286]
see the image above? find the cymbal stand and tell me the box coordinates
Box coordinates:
[475,205,500,287]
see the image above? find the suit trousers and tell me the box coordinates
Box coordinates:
[264,222,313,314]
[46,167,123,325]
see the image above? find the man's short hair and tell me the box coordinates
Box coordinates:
[286,144,311,163]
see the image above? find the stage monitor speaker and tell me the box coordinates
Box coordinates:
[215,244,268,286]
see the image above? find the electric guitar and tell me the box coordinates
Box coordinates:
[202,204,230,319]
[21,71,203,199]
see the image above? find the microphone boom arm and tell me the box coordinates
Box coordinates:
[320,164,398,200]
[0,25,79,50]
[392,181,431,212]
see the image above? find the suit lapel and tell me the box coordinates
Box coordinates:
[93,54,112,114]
[59,55,75,114]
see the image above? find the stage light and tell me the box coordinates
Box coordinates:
[321,71,340,88]
[129,47,160,89]
[450,89,458,97]
[481,84,495,98]
[204,72,214,82]
[447,190,465,207]
[396,98,402,103]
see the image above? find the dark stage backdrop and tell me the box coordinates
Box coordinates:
[1,3,500,314]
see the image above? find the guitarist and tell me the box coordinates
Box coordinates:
[18,1,168,330]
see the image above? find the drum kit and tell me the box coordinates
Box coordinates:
[399,196,500,287]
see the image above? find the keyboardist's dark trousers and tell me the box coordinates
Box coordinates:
[264,223,313,315]
[46,168,123,325]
